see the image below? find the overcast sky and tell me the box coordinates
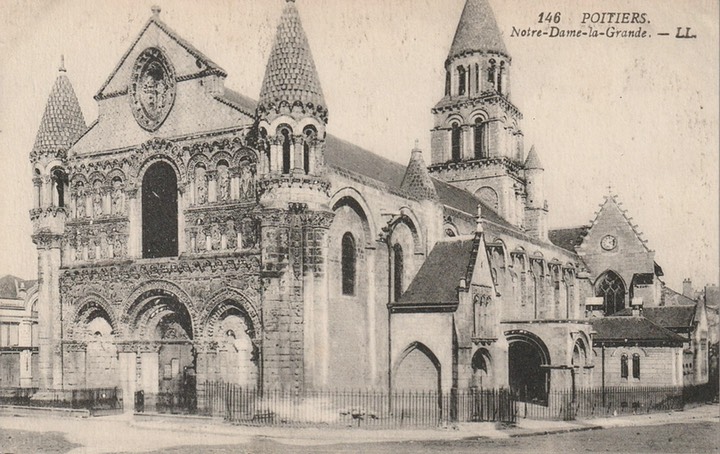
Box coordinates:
[0,0,717,291]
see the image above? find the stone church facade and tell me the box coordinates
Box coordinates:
[26,0,708,407]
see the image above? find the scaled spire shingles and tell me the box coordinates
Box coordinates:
[258,0,326,114]
[524,145,543,170]
[401,147,439,201]
[448,0,508,62]
[32,70,87,155]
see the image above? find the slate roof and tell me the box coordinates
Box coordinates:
[0,275,36,300]
[548,226,589,253]
[393,238,476,309]
[447,0,509,62]
[32,70,87,155]
[616,306,696,330]
[258,0,326,112]
[400,148,439,201]
[323,135,513,228]
[591,317,686,344]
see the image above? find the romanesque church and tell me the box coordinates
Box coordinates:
[11,0,709,406]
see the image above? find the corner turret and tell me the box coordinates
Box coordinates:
[524,146,548,240]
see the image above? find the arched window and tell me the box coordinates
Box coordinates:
[487,59,496,86]
[595,271,625,315]
[142,162,178,259]
[51,168,68,208]
[632,353,640,379]
[473,118,487,159]
[393,243,404,302]
[451,123,461,162]
[303,126,316,175]
[457,66,467,96]
[620,354,629,379]
[280,126,292,174]
[341,232,356,296]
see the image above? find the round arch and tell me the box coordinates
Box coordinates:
[201,288,261,341]
[330,188,377,247]
[122,280,196,338]
[506,330,551,402]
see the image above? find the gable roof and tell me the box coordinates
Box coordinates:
[580,194,651,253]
[549,226,589,253]
[32,69,87,156]
[661,286,696,307]
[591,316,686,345]
[448,0,509,62]
[392,238,476,310]
[95,15,226,100]
[616,306,696,330]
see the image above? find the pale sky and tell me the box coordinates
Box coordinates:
[0,0,717,291]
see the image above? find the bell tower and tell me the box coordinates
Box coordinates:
[428,0,529,228]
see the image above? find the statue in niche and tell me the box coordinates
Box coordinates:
[241,218,257,249]
[239,162,254,201]
[76,195,86,218]
[88,239,96,260]
[75,241,83,261]
[217,166,230,201]
[226,221,237,250]
[92,188,103,217]
[195,166,208,204]
[111,179,124,215]
[99,236,108,259]
[211,225,222,250]
[113,235,125,258]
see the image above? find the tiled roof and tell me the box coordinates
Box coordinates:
[400,148,439,201]
[32,71,86,155]
[616,305,696,329]
[548,226,589,253]
[448,0,508,62]
[258,0,326,113]
[591,317,686,344]
[393,238,476,308]
[524,145,543,170]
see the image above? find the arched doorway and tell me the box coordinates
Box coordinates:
[393,342,441,392]
[128,290,195,412]
[72,301,118,389]
[507,331,550,403]
[142,161,178,258]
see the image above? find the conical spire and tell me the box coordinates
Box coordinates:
[258,0,327,120]
[32,61,86,157]
[524,145,543,170]
[401,142,439,201]
[448,0,508,62]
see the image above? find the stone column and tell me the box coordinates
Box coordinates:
[207,171,218,203]
[140,349,159,412]
[365,246,378,385]
[462,125,472,160]
[35,234,63,390]
[118,350,137,414]
[293,136,303,173]
[127,189,141,258]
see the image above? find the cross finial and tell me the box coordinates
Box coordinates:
[151,5,161,17]
[59,55,66,73]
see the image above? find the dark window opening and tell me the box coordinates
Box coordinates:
[595,271,625,315]
[52,168,68,208]
[445,71,451,96]
[632,354,640,379]
[451,123,462,162]
[142,161,178,259]
[303,126,316,175]
[498,62,505,94]
[487,60,496,86]
[475,63,480,94]
[341,232,356,296]
[458,66,467,96]
[281,127,292,174]
[393,243,404,302]
[473,119,487,159]
[621,354,629,379]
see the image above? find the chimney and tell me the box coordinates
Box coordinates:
[631,297,644,317]
[682,278,693,298]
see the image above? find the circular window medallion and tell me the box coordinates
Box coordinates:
[600,234,617,251]
[129,47,176,131]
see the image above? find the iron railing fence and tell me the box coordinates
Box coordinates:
[0,387,122,412]
[200,383,515,428]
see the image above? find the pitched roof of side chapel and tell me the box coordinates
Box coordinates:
[591,316,686,344]
[548,226,590,253]
[393,238,477,310]
[616,305,696,330]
